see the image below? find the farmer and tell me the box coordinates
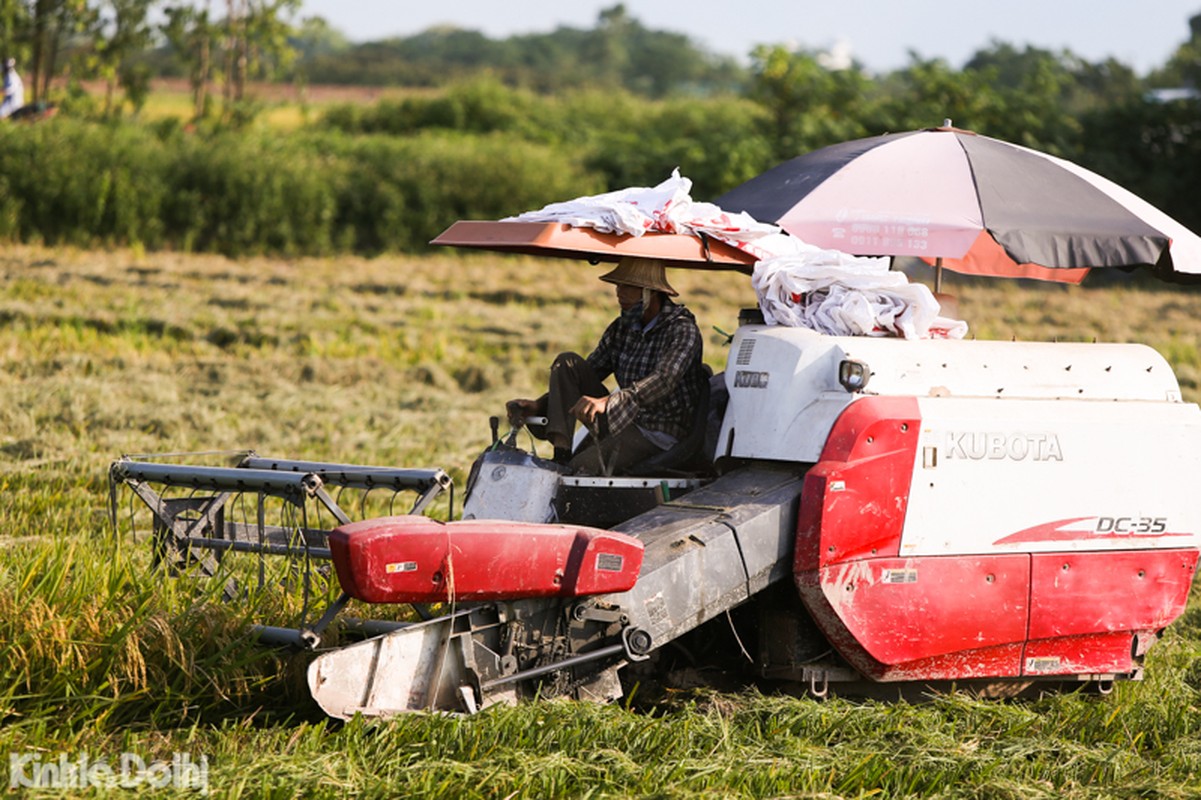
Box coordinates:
[1,58,24,119]
[506,257,706,475]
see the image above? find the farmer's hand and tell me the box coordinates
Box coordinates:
[571,395,608,429]
[506,398,538,427]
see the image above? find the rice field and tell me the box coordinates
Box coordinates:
[1,244,1200,798]
[101,78,433,131]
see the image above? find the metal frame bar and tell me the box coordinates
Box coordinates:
[122,473,311,555]
[109,452,456,647]
[239,456,451,493]
[111,455,453,538]
[180,536,332,560]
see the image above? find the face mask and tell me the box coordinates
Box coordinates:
[620,302,645,329]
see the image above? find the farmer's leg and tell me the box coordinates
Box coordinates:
[538,352,608,452]
[569,424,662,476]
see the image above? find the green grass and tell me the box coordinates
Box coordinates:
[2,245,1200,797]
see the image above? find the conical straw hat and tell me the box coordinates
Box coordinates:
[598,257,678,296]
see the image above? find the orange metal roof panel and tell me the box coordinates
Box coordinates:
[431,221,757,273]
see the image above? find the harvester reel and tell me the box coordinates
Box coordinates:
[108,452,453,647]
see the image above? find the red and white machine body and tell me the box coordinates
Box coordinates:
[329,517,644,603]
[305,321,1201,717]
[104,222,1200,716]
[721,325,1200,684]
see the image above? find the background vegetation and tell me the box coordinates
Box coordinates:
[0,245,1199,796]
[2,5,1201,255]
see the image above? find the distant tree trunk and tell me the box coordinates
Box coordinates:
[194,2,210,118]
[40,5,62,100]
[222,0,234,109]
[30,0,52,104]
[222,0,251,111]
[165,1,214,121]
[0,1,18,66]
[235,4,247,101]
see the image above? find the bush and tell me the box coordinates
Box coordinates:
[318,77,543,137]
[0,119,170,248]
[162,132,340,256]
[0,119,605,257]
[0,82,778,258]
[319,83,776,199]
[319,131,603,252]
[583,95,774,198]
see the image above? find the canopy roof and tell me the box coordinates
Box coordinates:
[431,221,758,273]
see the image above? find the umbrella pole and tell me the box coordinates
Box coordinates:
[934,257,943,294]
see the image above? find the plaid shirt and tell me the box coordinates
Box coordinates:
[588,300,705,441]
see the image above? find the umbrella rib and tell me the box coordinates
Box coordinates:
[953,132,989,239]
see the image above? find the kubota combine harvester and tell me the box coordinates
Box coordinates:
[109,135,1201,717]
[108,219,1201,719]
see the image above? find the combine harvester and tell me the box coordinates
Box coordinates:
[109,219,1201,718]
[110,160,1201,717]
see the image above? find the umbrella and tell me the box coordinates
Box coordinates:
[714,124,1201,285]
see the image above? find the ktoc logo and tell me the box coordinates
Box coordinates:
[9,751,209,792]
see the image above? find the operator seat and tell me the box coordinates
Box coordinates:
[626,367,713,477]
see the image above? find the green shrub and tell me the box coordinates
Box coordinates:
[0,119,170,248]
[583,95,774,197]
[0,84,780,258]
[318,83,776,199]
[162,132,340,256]
[314,131,604,253]
[318,77,544,137]
[0,120,606,257]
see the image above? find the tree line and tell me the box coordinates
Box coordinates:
[1,3,1201,256]
[0,0,299,118]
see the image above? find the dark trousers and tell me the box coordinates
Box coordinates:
[539,352,661,476]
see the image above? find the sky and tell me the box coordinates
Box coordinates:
[299,1,1201,76]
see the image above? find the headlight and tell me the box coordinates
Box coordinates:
[838,359,871,392]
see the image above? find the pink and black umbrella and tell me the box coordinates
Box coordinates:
[715,125,1201,284]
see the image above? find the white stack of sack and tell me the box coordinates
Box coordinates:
[503,168,783,254]
[507,170,968,340]
[752,249,969,340]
